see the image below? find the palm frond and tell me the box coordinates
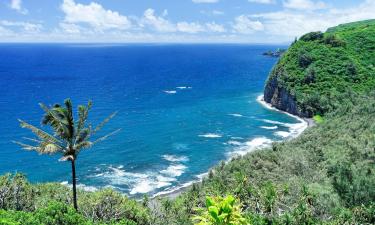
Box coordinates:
[14,139,63,154]
[18,119,61,144]
[64,99,75,136]
[12,141,40,151]
[75,101,92,140]
[22,137,41,143]
[75,128,90,144]
[74,141,93,151]
[43,106,73,140]
[93,111,118,134]
[92,128,121,145]
[39,103,50,114]
[38,142,62,154]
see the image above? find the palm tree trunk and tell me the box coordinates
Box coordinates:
[71,159,78,210]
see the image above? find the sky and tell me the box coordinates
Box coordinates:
[0,0,374,43]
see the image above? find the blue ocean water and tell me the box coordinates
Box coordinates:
[0,44,304,197]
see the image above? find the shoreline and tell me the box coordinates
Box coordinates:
[153,94,314,200]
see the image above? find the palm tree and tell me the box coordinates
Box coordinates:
[14,99,119,210]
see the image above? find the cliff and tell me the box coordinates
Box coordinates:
[264,19,375,118]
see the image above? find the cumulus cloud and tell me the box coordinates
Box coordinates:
[192,0,219,3]
[9,0,28,14]
[252,0,375,37]
[283,0,327,10]
[233,15,264,34]
[0,20,42,32]
[177,22,205,33]
[206,22,226,32]
[248,0,275,4]
[60,0,131,31]
[141,8,176,32]
[0,26,13,36]
[59,22,82,34]
[140,8,221,34]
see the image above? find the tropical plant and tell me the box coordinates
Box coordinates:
[192,195,248,225]
[13,99,119,210]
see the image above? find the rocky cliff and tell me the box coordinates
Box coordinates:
[263,19,375,118]
[264,74,308,117]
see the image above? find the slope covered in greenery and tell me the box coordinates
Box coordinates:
[1,20,375,224]
[264,19,375,117]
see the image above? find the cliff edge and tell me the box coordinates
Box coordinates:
[264,19,375,118]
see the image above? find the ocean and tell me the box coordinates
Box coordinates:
[0,44,306,197]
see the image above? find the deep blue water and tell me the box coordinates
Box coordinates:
[0,44,304,197]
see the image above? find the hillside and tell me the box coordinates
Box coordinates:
[1,20,375,225]
[264,19,375,117]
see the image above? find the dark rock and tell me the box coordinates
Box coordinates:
[264,73,309,117]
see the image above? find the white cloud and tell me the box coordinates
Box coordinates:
[9,0,28,14]
[252,0,375,38]
[248,0,275,4]
[192,0,219,3]
[283,0,327,10]
[141,8,216,34]
[0,26,13,36]
[59,22,82,34]
[61,0,131,31]
[0,20,42,32]
[206,22,226,32]
[141,8,176,32]
[233,15,264,34]
[177,22,205,33]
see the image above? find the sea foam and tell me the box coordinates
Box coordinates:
[198,133,222,138]
[164,90,177,94]
[260,125,278,130]
[228,113,244,117]
[257,94,308,139]
[162,154,189,162]
[228,137,273,157]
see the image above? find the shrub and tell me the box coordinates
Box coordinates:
[298,51,313,68]
[0,173,36,211]
[300,31,324,42]
[78,188,150,224]
[323,34,346,47]
[192,195,248,225]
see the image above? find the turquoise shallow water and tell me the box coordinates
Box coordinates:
[0,44,304,197]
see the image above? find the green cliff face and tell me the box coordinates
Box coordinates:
[264,19,375,117]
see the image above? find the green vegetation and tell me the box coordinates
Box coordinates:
[312,115,324,124]
[192,195,248,225]
[266,19,375,117]
[13,99,118,210]
[1,20,375,224]
[0,174,150,224]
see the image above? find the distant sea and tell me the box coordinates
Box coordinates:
[0,44,305,197]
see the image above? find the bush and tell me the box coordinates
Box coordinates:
[323,34,346,47]
[0,202,88,225]
[192,195,248,225]
[78,188,150,224]
[298,52,313,68]
[300,31,324,42]
[0,173,36,211]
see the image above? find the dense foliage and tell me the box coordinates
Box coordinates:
[192,195,248,225]
[1,20,374,224]
[266,19,375,116]
[0,174,150,224]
